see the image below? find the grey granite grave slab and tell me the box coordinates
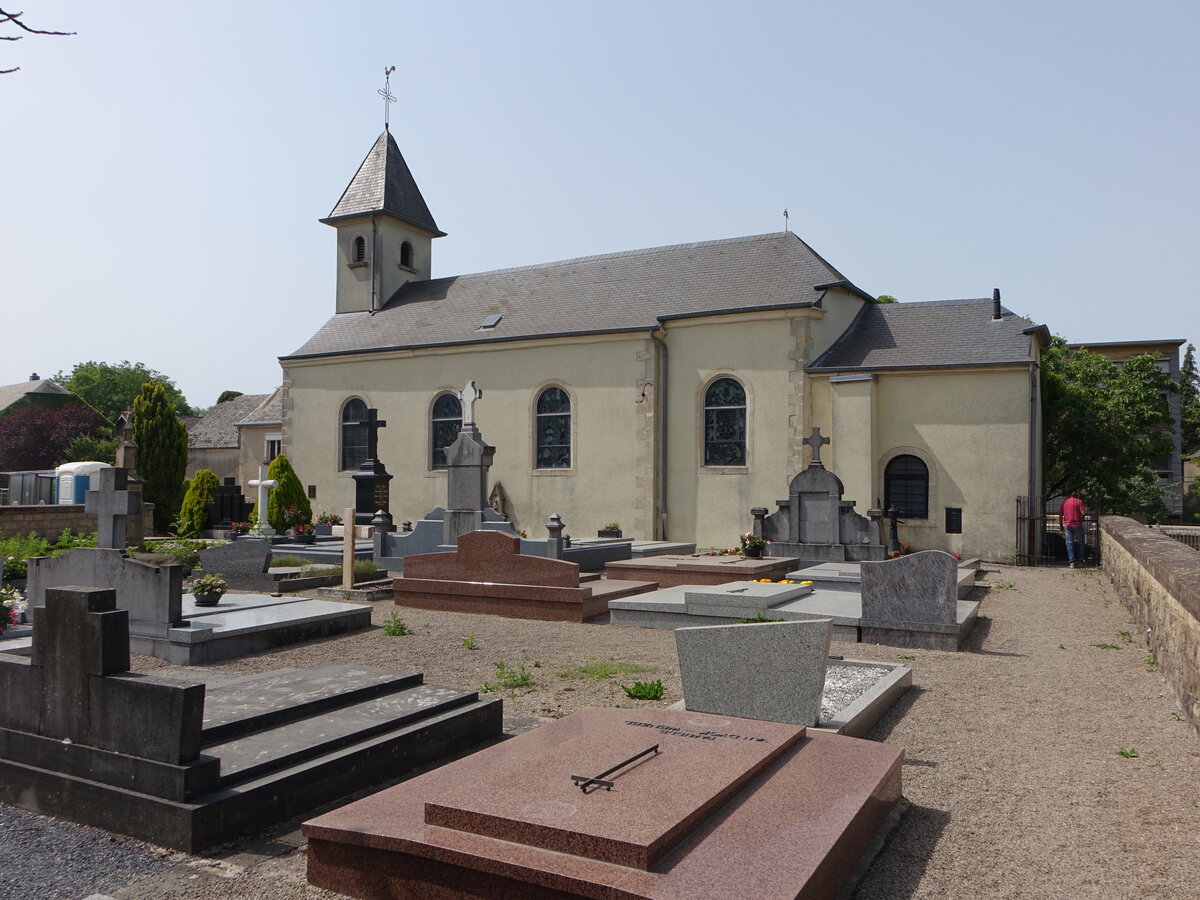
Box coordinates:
[859,550,976,650]
[789,559,980,601]
[676,619,832,726]
[668,658,912,737]
[196,538,276,593]
[0,587,502,852]
[683,581,813,618]
[27,548,184,636]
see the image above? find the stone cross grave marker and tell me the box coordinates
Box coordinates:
[248,465,278,536]
[459,380,482,427]
[84,467,140,550]
[802,426,830,468]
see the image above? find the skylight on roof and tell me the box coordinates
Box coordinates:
[479,314,503,330]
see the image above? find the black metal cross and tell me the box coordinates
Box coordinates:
[570,745,660,793]
[351,408,387,461]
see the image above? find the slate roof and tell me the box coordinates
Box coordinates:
[188,394,270,449]
[807,298,1045,372]
[236,388,282,427]
[320,130,444,236]
[0,378,72,413]
[284,232,859,360]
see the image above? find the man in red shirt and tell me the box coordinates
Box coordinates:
[1062,491,1086,569]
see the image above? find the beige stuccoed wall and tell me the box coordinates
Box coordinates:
[814,366,1031,559]
[332,216,434,314]
[284,332,656,539]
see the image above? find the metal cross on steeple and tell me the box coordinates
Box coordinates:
[378,65,396,131]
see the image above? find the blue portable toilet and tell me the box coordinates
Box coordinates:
[55,462,111,504]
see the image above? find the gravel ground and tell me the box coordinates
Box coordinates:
[2,563,1199,899]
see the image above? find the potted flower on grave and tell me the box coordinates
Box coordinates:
[739,532,768,559]
[190,573,227,607]
[598,521,622,538]
[0,584,27,630]
[227,521,251,540]
[291,522,317,544]
[315,512,342,536]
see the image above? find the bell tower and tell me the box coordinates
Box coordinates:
[320,125,446,314]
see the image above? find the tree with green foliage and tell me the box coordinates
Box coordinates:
[178,468,220,537]
[131,381,189,534]
[61,431,116,465]
[1180,343,1199,458]
[54,360,194,423]
[216,390,244,404]
[874,294,899,304]
[1042,337,1177,521]
[252,453,311,533]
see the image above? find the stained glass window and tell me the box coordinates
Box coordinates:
[885,455,928,518]
[431,393,462,469]
[535,387,571,469]
[704,378,746,466]
[340,399,368,471]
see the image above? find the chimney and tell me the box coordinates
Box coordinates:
[992,288,1002,321]
[29,372,39,381]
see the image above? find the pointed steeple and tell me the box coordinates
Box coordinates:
[320,131,445,237]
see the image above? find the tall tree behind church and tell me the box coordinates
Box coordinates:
[1180,343,1199,458]
[131,381,189,534]
[1042,337,1177,520]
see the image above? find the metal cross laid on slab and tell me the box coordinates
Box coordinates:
[570,745,660,793]
[459,380,482,427]
[802,426,831,468]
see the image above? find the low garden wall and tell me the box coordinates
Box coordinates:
[0,503,149,545]
[1101,516,1200,733]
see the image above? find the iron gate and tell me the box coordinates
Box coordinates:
[1015,496,1100,567]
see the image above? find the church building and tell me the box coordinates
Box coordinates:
[281,130,1048,559]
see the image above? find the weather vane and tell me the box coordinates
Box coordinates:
[783,207,790,233]
[378,66,396,131]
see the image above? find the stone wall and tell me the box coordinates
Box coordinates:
[1101,516,1200,733]
[0,503,149,545]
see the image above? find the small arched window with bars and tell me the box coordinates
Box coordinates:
[352,235,366,263]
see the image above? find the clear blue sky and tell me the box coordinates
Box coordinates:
[3,1,1197,410]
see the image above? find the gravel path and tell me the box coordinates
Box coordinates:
[2,564,1198,899]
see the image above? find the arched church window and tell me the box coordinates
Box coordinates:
[535,387,571,469]
[704,377,746,466]
[400,240,413,268]
[352,235,366,263]
[884,455,929,518]
[340,398,369,471]
[431,393,462,469]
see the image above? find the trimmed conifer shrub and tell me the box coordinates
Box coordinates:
[178,468,220,537]
[251,453,311,533]
[131,380,189,535]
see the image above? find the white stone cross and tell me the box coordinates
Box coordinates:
[459,380,483,427]
[248,465,278,536]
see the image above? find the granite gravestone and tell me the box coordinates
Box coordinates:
[675,618,832,726]
[349,408,393,526]
[206,477,252,531]
[443,381,496,546]
[751,427,885,562]
[305,707,904,900]
[860,549,964,650]
[0,586,501,852]
[195,538,277,593]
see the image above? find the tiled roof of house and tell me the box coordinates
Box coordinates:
[236,388,282,427]
[187,394,270,449]
[321,130,444,235]
[0,378,72,413]
[284,232,856,360]
[807,298,1044,372]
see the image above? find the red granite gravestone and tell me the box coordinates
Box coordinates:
[304,707,903,899]
[395,531,656,622]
